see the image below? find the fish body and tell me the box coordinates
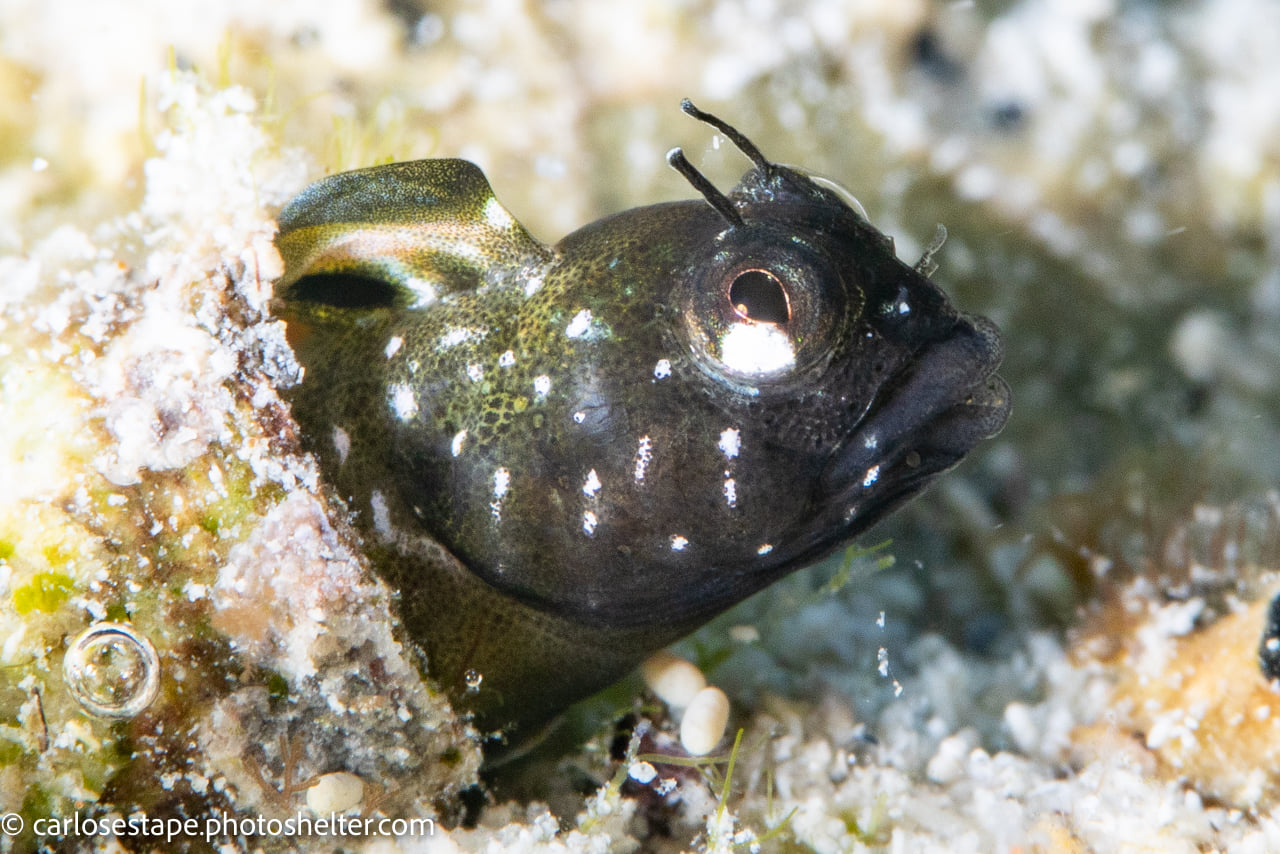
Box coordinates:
[274,102,1010,738]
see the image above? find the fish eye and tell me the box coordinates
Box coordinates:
[679,236,854,393]
[728,269,790,325]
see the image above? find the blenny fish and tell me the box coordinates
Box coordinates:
[273,100,1010,740]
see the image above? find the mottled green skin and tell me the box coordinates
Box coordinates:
[274,126,1010,740]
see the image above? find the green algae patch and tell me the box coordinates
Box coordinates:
[11,572,74,616]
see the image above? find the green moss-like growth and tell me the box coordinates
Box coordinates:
[11,571,74,615]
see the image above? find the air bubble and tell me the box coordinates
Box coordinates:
[62,623,161,718]
[464,669,483,692]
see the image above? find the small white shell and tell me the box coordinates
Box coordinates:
[641,650,706,709]
[680,686,730,756]
[306,771,365,814]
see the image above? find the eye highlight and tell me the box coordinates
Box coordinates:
[729,269,790,325]
[678,234,853,395]
[718,319,797,375]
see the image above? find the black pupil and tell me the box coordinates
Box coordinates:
[728,270,790,325]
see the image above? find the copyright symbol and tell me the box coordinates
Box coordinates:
[0,813,23,834]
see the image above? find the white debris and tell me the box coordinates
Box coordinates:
[641,651,707,709]
[306,772,364,814]
[680,686,730,756]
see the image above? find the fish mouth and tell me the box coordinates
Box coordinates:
[818,313,1011,535]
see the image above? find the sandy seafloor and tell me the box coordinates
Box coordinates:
[3,0,1280,851]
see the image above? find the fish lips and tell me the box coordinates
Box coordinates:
[820,313,1011,531]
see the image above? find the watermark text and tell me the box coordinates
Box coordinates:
[5,811,434,843]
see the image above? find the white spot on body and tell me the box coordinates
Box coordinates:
[582,469,602,497]
[490,467,510,520]
[332,426,351,465]
[634,435,653,482]
[572,411,586,424]
[523,275,544,297]
[582,510,598,536]
[719,323,795,374]
[863,464,880,487]
[864,433,878,450]
[498,349,516,368]
[439,326,484,349]
[533,375,551,396]
[756,543,773,555]
[466,363,484,382]
[565,308,594,339]
[384,336,403,358]
[451,430,468,457]
[492,467,511,500]
[653,358,672,379]
[390,384,419,421]
[670,534,689,551]
[723,477,737,508]
[404,278,438,307]
[718,427,741,459]
[483,197,514,231]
